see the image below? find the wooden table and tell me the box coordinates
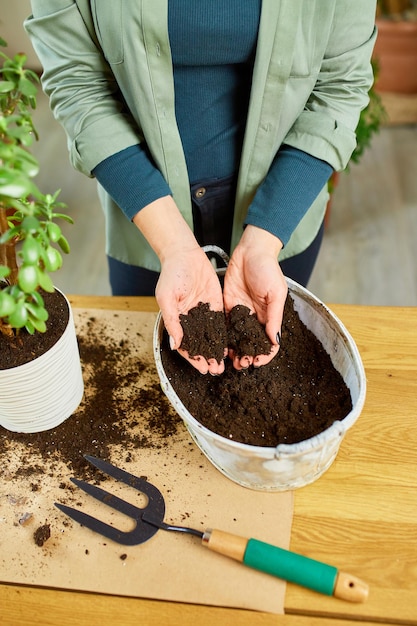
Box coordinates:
[2,297,416,626]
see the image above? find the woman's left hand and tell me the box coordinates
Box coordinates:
[223,225,287,370]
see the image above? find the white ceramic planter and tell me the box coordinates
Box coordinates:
[154,278,366,491]
[0,292,84,433]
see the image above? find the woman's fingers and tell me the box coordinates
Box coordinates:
[207,357,226,376]
[253,343,279,367]
[228,351,253,371]
[176,348,225,375]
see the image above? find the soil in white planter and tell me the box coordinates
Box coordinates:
[160,295,353,446]
[0,290,69,369]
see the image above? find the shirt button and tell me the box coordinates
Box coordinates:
[195,187,206,198]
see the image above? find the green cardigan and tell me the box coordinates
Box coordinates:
[25,0,377,270]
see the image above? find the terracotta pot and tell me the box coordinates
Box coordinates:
[374,19,417,93]
[0,290,84,433]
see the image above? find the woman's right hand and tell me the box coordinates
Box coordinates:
[156,244,226,375]
[133,196,226,375]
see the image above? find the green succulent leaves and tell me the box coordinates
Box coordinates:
[0,288,15,316]
[0,286,49,333]
[0,193,72,333]
[0,41,73,336]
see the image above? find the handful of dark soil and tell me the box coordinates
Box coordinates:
[179,303,228,362]
[179,302,273,362]
[227,305,272,357]
[164,295,352,446]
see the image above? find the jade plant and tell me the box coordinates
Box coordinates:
[0,38,73,339]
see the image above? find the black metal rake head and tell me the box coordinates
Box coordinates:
[55,455,203,546]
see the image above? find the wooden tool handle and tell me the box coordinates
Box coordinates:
[202,529,368,603]
[334,571,369,603]
[202,528,247,561]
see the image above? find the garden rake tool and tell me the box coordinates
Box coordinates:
[55,455,368,603]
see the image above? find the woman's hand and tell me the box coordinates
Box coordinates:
[223,225,287,370]
[156,245,226,375]
[133,196,226,375]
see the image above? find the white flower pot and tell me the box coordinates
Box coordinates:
[0,292,84,433]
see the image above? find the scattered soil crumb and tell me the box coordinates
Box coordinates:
[34,523,51,547]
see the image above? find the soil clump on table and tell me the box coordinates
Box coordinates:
[33,523,51,547]
[163,295,352,446]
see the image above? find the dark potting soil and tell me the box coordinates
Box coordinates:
[179,302,273,362]
[179,303,228,363]
[33,523,51,547]
[0,290,69,370]
[163,295,352,446]
[227,304,273,357]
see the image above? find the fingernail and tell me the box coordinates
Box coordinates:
[276,331,281,345]
[169,335,175,350]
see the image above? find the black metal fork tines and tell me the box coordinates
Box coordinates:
[54,455,166,546]
[55,455,205,546]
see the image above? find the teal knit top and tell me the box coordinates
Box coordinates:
[93,0,332,248]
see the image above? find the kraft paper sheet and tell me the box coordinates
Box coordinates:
[0,309,293,614]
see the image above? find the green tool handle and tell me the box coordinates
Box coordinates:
[202,529,368,603]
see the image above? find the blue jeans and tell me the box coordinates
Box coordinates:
[108,175,324,296]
